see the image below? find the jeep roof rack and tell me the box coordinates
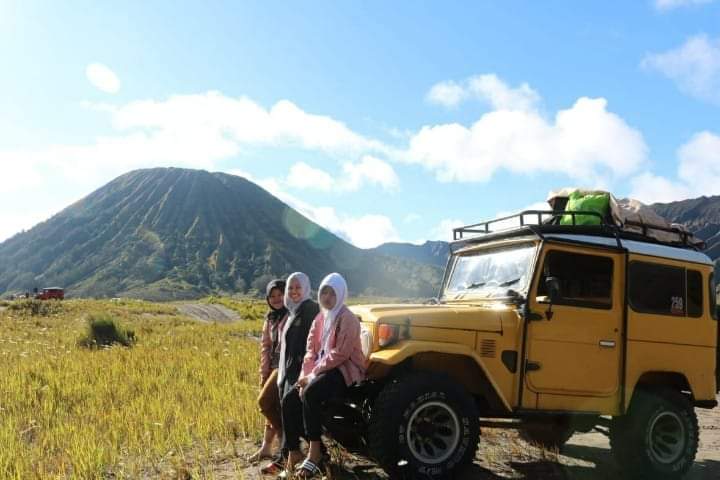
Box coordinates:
[452,210,704,251]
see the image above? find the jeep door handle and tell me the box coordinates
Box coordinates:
[599,340,616,348]
[525,360,541,372]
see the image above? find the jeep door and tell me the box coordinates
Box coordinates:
[523,244,625,413]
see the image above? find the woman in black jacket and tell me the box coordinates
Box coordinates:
[277,272,320,471]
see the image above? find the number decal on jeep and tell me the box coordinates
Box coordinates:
[671,296,684,315]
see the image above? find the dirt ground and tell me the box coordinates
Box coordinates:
[233,396,720,480]
[176,303,240,323]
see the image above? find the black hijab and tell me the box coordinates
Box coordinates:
[266,279,288,323]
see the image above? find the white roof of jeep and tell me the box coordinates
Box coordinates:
[546,233,714,266]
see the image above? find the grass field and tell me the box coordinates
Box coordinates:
[0,298,268,479]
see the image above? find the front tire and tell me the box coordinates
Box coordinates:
[610,389,698,479]
[368,372,480,479]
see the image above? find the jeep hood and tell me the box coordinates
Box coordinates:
[350,303,516,333]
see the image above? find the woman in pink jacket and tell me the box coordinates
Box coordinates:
[282,272,366,478]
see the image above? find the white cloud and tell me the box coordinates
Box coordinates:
[629,172,692,204]
[340,156,399,191]
[0,92,393,195]
[339,215,400,249]
[0,159,45,194]
[630,131,720,203]
[654,0,714,11]
[245,175,400,249]
[406,94,647,184]
[108,93,386,155]
[426,81,466,107]
[284,156,399,192]
[426,74,540,111]
[86,63,121,94]
[642,34,720,104]
[676,130,720,197]
[286,162,335,191]
[466,75,540,111]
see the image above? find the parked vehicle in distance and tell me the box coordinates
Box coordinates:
[35,287,64,300]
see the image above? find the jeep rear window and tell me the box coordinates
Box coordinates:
[444,243,536,300]
[537,250,613,309]
[629,262,686,316]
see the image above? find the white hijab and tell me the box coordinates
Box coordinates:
[318,273,348,360]
[277,272,312,386]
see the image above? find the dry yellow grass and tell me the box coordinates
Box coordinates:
[0,298,267,479]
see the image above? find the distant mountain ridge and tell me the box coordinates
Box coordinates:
[650,195,720,262]
[0,168,441,300]
[370,241,450,268]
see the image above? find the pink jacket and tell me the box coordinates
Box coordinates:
[301,305,367,386]
[260,314,287,384]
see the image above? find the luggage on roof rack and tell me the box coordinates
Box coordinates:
[453,189,705,251]
[548,189,703,249]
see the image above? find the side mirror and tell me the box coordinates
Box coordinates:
[545,277,561,303]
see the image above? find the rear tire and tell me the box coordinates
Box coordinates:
[610,389,698,480]
[368,372,480,479]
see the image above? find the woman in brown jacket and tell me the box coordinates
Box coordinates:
[249,279,288,468]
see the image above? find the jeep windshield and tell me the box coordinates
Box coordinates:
[442,243,537,301]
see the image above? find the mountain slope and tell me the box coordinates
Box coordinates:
[0,168,441,299]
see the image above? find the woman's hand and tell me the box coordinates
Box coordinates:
[296,376,310,396]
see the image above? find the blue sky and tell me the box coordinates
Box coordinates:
[2,0,720,247]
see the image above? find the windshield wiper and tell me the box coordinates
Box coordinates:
[505,289,525,305]
[464,282,486,289]
[499,277,521,287]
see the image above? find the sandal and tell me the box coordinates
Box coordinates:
[260,458,283,475]
[294,458,323,479]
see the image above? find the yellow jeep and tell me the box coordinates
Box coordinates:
[349,210,719,479]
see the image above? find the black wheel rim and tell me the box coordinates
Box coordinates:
[647,411,686,465]
[406,400,461,465]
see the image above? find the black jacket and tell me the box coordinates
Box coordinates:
[281,298,320,391]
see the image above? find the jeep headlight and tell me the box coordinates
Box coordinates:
[378,323,400,348]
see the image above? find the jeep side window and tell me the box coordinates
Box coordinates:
[629,262,686,316]
[687,270,703,318]
[537,250,613,309]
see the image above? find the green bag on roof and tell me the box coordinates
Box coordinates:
[560,191,610,226]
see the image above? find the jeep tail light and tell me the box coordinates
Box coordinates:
[378,324,399,348]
